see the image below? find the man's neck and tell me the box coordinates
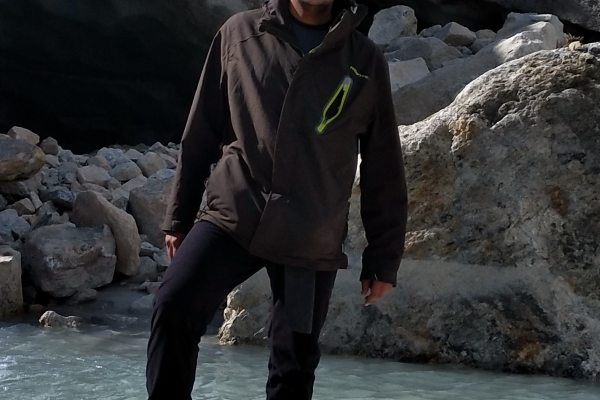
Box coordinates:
[289,0,334,26]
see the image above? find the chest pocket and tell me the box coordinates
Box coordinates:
[315,76,353,134]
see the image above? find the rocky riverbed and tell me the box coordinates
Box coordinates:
[0,3,598,383]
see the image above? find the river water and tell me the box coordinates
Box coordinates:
[1,322,600,400]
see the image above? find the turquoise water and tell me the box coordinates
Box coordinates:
[1,323,600,400]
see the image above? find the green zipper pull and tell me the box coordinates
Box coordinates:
[316,76,353,134]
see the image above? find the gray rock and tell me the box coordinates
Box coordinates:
[57,149,75,163]
[96,148,128,168]
[496,13,565,47]
[369,5,418,48]
[80,183,113,201]
[0,135,46,181]
[0,194,6,210]
[110,188,129,211]
[158,153,177,169]
[419,25,442,38]
[0,247,23,318]
[11,217,31,240]
[476,29,496,40]
[128,257,158,283]
[393,12,565,125]
[23,224,116,297]
[40,187,77,210]
[121,175,148,193]
[76,165,112,188]
[72,191,141,276]
[386,37,462,71]
[128,169,175,247]
[435,22,477,47]
[109,161,143,182]
[39,137,59,155]
[29,192,43,210]
[44,154,61,168]
[8,198,36,215]
[129,294,155,315]
[148,142,170,156]
[106,177,121,190]
[469,38,494,54]
[388,58,430,92]
[7,126,40,145]
[87,155,111,170]
[124,148,144,161]
[39,310,82,328]
[140,241,160,257]
[0,209,19,242]
[153,251,170,272]
[65,288,98,305]
[137,152,167,177]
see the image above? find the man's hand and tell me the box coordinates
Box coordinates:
[165,232,186,260]
[361,280,393,306]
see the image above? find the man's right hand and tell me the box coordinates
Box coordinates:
[165,232,186,260]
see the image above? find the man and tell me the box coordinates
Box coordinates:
[146,0,407,399]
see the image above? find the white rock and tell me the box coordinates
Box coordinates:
[386,37,462,71]
[39,310,82,328]
[435,22,477,47]
[368,6,418,48]
[388,58,430,92]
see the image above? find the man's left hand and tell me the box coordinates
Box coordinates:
[360,280,393,306]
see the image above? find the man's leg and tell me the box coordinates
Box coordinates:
[146,221,263,400]
[265,266,337,400]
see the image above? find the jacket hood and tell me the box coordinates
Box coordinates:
[260,0,367,51]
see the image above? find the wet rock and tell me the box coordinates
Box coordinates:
[76,165,112,188]
[7,126,40,145]
[90,314,138,326]
[72,191,141,276]
[40,187,77,210]
[435,22,477,46]
[369,6,418,48]
[23,224,116,297]
[65,288,98,305]
[128,169,174,247]
[393,12,565,125]
[109,161,143,182]
[0,247,23,318]
[129,294,155,315]
[39,137,59,155]
[137,152,167,177]
[388,58,430,92]
[0,135,45,181]
[39,310,82,328]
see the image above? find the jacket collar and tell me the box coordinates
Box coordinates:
[259,0,367,53]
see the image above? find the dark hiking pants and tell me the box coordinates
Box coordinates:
[146,221,337,400]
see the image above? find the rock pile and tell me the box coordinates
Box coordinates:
[0,127,175,315]
[370,7,567,125]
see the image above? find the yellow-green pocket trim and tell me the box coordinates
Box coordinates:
[316,76,353,134]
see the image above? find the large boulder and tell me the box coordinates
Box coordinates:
[23,224,117,297]
[128,169,175,247]
[0,246,23,318]
[72,191,141,276]
[0,135,45,181]
[0,0,254,153]
[393,13,565,125]
[368,6,418,48]
[220,46,600,379]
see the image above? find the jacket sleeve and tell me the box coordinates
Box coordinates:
[162,31,228,233]
[358,54,408,286]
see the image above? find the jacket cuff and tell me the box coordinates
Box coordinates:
[359,258,399,286]
[161,217,192,234]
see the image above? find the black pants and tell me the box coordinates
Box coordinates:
[146,221,337,400]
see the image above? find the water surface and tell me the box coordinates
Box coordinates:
[1,323,599,400]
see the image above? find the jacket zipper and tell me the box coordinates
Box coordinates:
[316,75,353,134]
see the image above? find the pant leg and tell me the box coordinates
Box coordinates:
[146,221,263,400]
[265,266,337,400]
